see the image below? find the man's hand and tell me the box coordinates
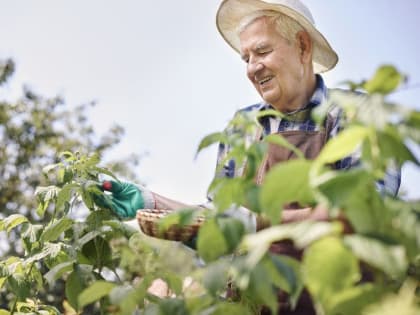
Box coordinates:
[94,180,155,219]
[255,205,354,234]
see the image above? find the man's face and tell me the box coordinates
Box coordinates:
[239,17,306,112]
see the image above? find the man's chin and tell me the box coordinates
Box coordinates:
[261,93,279,106]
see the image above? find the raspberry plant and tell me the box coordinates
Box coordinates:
[0,65,419,314]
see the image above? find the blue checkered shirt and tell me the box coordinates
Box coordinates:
[215,74,401,196]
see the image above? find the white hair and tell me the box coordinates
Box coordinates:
[237,10,305,44]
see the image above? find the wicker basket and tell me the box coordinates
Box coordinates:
[136,209,205,242]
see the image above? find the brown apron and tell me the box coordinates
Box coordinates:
[255,114,334,315]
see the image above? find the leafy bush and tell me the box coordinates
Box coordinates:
[0,65,419,314]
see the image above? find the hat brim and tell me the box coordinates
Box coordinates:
[216,0,338,73]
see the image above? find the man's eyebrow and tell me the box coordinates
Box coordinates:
[240,42,271,60]
[256,42,270,50]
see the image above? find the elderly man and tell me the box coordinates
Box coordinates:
[95,0,400,313]
[96,0,398,224]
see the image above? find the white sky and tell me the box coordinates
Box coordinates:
[1,0,419,203]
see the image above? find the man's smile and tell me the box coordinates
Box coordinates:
[258,75,274,86]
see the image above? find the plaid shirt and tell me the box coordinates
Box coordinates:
[214,74,401,196]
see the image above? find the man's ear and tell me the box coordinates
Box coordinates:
[296,31,312,64]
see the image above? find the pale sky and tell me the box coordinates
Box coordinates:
[1,0,419,203]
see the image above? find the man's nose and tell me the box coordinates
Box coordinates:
[247,62,264,80]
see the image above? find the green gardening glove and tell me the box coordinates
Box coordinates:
[94,180,155,219]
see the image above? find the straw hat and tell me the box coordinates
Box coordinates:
[216,0,338,73]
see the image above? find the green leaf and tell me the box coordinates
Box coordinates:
[21,223,42,243]
[56,183,79,212]
[103,219,139,238]
[328,284,385,315]
[63,167,74,183]
[0,277,7,289]
[406,109,420,128]
[108,284,135,304]
[384,198,420,259]
[29,263,44,289]
[25,242,62,264]
[341,182,388,234]
[363,65,404,95]
[272,255,304,308]
[316,125,370,165]
[185,295,214,314]
[245,263,279,314]
[196,131,224,157]
[242,221,341,267]
[211,302,252,315]
[1,214,28,234]
[35,185,60,202]
[260,159,314,224]
[81,236,113,268]
[157,208,202,234]
[59,151,74,160]
[85,209,114,227]
[78,280,116,309]
[42,163,60,174]
[0,310,10,315]
[262,254,301,298]
[202,259,230,296]
[85,153,100,167]
[377,129,419,166]
[109,283,152,314]
[35,185,60,217]
[66,265,97,309]
[38,305,61,314]
[81,188,95,210]
[197,218,228,262]
[44,260,75,286]
[217,216,245,252]
[8,273,31,300]
[65,271,85,310]
[158,298,188,315]
[243,183,262,213]
[302,236,360,309]
[143,304,160,315]
[316,169,370,208]
[76,226,111,248]
[344,235,408,279]
[93,166,118,180]
[212,178,244,211]
[362,280,419,315]
[161,272,183,296]
[118,275,154,312]
[36,199,50,218]
[40,217,73,243]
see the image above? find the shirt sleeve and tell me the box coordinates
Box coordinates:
[214,142,236,179]
[376,162,401,197]
[204,110,258,233]
[327,103,401,196]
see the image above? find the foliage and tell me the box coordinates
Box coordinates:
[0,63,419,314]
[0,58,140,252]
[0,58,141,311]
